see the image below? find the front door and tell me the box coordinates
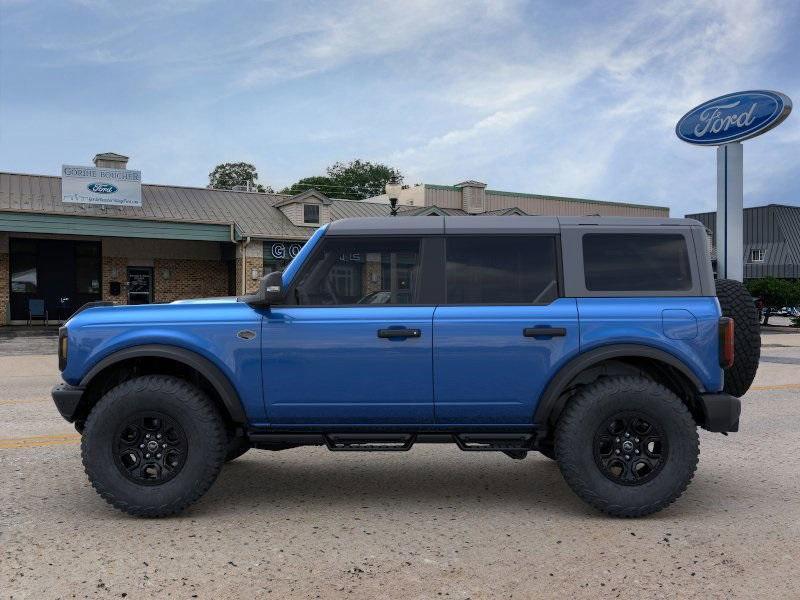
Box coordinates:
[433,235,580,425]
[127,267,153,305]
[262,236,435,426]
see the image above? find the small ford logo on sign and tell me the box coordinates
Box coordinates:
[676,90,791,146]
[87,182,118,194]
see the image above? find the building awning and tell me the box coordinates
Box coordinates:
[0,211,234,242]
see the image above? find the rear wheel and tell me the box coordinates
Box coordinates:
[715,278,760,397]
[82,375,226,517]
[555,376,699,517]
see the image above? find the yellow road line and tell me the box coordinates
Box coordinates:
[0,433,80,449]
[0,398,49,406]
[750,383,800,391]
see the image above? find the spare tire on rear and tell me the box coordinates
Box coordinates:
[715,279,760,397]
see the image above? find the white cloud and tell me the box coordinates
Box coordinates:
[384,0,795,215]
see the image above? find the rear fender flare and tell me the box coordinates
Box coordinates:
[533,344,705,428]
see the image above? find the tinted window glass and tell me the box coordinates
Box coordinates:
[294,238,420,305]
[75,243,101,294]
[446,236,559,304]
[583,234,692,291]
[10,239,37,293]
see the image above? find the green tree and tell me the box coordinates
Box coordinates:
[745,277,800,325]
[280,176,338,197]
[209,162,272,193]
[326,160,403,200]
[281,160,403,200]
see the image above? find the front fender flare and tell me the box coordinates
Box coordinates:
[80,344,247,423]
[533,344,705,429]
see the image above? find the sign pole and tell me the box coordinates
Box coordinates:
[715,143,743,281]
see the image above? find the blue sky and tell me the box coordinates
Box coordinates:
[1,0,798,217]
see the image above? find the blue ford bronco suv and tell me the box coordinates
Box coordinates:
[52,216,760,517]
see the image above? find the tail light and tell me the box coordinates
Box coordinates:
[718,317,734,369]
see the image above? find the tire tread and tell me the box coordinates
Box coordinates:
[555,376,699,518]
[81,375,226,518]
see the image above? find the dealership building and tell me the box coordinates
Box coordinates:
[0,153,668,325]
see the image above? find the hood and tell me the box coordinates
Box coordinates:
[64,297,247,328]
[170,297,239,305]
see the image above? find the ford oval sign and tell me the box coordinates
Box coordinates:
[86,182,118,194]
[676,90,791,145]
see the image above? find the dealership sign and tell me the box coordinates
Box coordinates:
[269,241,303,260]
[676,90,792,146]
[62,165,142,207]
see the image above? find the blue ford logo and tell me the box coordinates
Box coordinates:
[87,182,118,194]
[676,90,792,146]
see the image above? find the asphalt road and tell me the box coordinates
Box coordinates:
[1,333,799,599]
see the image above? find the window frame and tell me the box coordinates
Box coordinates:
[281,235,437,307]
[750,248,765,263]
[559,227,702,298]
[441,234,563,306]
[303,203,321,225]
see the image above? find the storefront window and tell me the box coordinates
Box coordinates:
[263,241,305,275]
[75,243,101,294]
[10,239,37,293]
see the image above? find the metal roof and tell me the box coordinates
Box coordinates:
[687,204,800,278]
[0,171,316,240]
[329,198,391,219]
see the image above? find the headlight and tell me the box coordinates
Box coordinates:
[58,327,68,371]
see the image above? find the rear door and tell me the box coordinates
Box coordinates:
[262,235,436,426]
[433,235,579,425]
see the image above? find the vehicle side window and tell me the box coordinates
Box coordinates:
[445,236,559,304]
[582,233,692,291]
[293,238,420,305]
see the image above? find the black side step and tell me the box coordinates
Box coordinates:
[454,433,534,452]
[325,433,416,451]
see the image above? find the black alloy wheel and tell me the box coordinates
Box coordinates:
[114,413,188,485]
[593,412,667,485]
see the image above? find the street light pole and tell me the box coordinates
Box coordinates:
[385,176,402,217]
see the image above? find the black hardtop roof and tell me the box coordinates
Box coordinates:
[326,215,702,236]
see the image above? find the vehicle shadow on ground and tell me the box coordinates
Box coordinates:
[181,447,713,520]
[61,448,755,521]
[192,456,588,518]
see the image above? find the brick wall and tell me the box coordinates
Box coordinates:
[235,256,263,295]
[154,258,229,302]
[0,253,9,325]
[102,256,129,305]
[235,241,263,295]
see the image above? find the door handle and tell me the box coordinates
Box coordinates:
[377,328,422,339]
[523,327,567,338]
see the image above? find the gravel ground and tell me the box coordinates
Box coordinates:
[1,333,799,599]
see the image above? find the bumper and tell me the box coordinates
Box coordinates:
[699,392,741,433]
[51,383,85,422]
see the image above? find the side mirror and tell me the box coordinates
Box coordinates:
[242,271,285,307]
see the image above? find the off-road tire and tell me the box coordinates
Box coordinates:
[81,375,226,517]
[555,376,699,517]
[715,278,760,397]
[224,434,250,462]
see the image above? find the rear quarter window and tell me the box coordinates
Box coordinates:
[582,233,692,292]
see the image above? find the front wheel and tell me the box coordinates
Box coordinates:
[555,376,699,517]
[81,375,226,517]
